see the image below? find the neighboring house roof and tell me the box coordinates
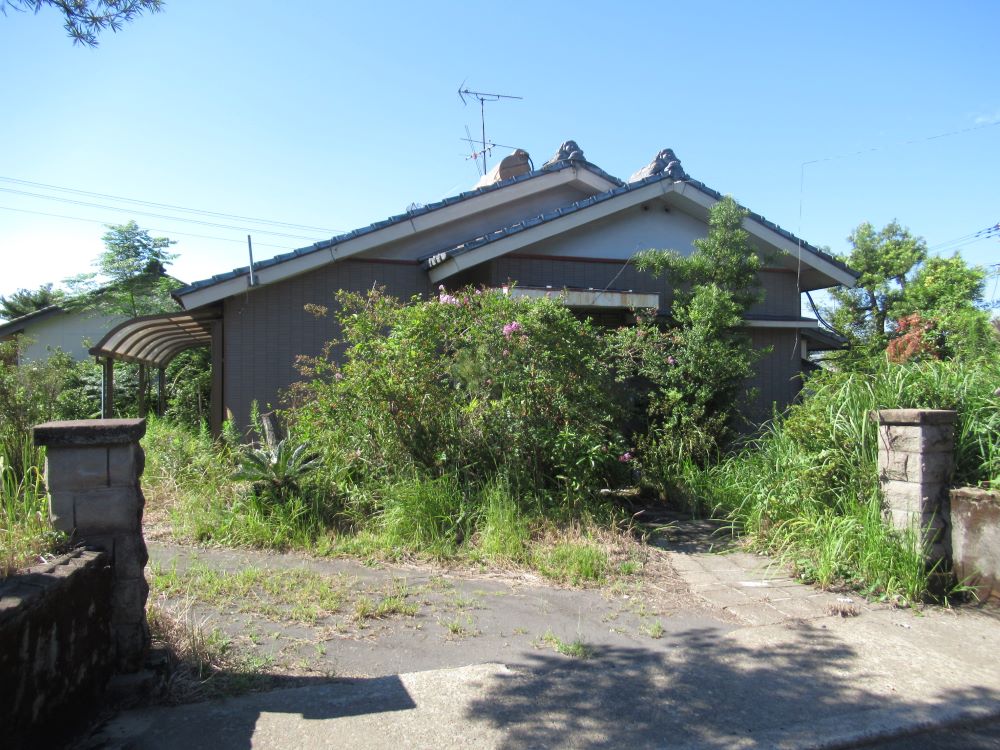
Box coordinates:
[174,150,857,309]
[0,304,64,337]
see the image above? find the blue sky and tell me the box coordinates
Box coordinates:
[2,1,998,306]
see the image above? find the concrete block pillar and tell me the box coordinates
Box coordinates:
[872,409,956,570]
[33,418,149,672]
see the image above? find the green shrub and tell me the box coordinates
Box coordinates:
[289,287,627,506]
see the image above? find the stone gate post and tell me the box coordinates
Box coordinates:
[872,409,956,576]
[33,419,149,672]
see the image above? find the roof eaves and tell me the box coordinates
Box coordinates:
[0,304,64,334]
[174,159,621,298]
[424,173,858,282]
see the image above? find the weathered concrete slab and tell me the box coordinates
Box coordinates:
[85,607,1000,749]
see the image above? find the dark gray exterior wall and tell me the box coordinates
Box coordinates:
[744,328,804,426]
[223,259,428,430]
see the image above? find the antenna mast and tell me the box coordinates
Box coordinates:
[458,84,523,174]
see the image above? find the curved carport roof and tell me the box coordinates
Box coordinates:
[89,307,221,367]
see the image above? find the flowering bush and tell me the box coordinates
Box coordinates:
[289,287,627,505]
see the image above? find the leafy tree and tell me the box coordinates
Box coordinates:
[827,221,994,360]
[613,196,763,483]
[634,195,764,311]
[0,283,64,321]
[828,221,927,348]
[66,220,179,317]
[2,0,164,46]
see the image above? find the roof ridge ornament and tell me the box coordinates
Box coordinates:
[542,140,585,168]
[628,148,688,183]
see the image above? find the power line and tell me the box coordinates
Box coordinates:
[802,119,1000,168]
[0,187,325,241]
[0,175,345,235]
[0,204,299,252]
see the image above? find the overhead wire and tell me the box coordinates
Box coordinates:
[0,204,298,252]
[0,175,344,234]
[0,187,328,241]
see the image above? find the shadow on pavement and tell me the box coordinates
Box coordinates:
[464,624,1000,749]
[83,673,415,750]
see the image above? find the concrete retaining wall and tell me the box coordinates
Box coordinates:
[0,549,115,749]
[33,418,150,672]
[950,487,1000,603]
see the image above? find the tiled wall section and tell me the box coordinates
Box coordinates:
[223,259,429,429]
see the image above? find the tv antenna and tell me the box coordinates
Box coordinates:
[458,83,523,175]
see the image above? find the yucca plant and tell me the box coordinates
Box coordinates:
[233,438,321,504]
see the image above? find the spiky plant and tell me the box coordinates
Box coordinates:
[233,439,321,504]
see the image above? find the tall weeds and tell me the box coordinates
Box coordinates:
[681,357,999,601]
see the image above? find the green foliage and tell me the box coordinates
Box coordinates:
[0,283,64,321]
[635,195,763,311]
[375,473,470,556]
[66,220,180,317]
[535,541,608,585]
[2,0,164,46]
[827,221,993,361]
[678,357,1000,601]
[829,220,927,349]
[0,339,74,574]
[233,438,322,505]
[616,196,761,485]
[290,286,626,504]
[475,476,530,561]
[1,439,63,576]
[163,348,213,429]
[0,340,82,475]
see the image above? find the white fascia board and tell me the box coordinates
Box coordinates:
[176,169,588,309]
[572,166,621,193]
[179,275,250,310]
[507,287,659,309]
[428,180,675,284]
[672,183,857,289]
[743,318,819,329]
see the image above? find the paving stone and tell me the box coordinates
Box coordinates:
[724,603,787,626]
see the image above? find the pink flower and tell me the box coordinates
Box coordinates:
[334,372,343,381]
[619,451,633,463]
[502,321,523,338]
[667,355,677,366]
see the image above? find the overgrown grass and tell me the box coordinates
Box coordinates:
[149,562,346,624]
[678,357,1000,603]
[143,418,641,586]
[0,439,63,577]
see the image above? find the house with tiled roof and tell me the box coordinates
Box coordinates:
[92,143,856,433]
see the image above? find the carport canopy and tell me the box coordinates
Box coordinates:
[89,307,223,428]
[90,307,221,368]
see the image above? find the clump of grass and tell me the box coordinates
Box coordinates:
[149,562,345,624]
[534,540,609,586]
[641,621,665,639]
[376,473,470,556]
[146,603,275,703]
[353,579,419,621]
[538,630,593,659]
[1,443,64,577]
[474,477,530,562]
